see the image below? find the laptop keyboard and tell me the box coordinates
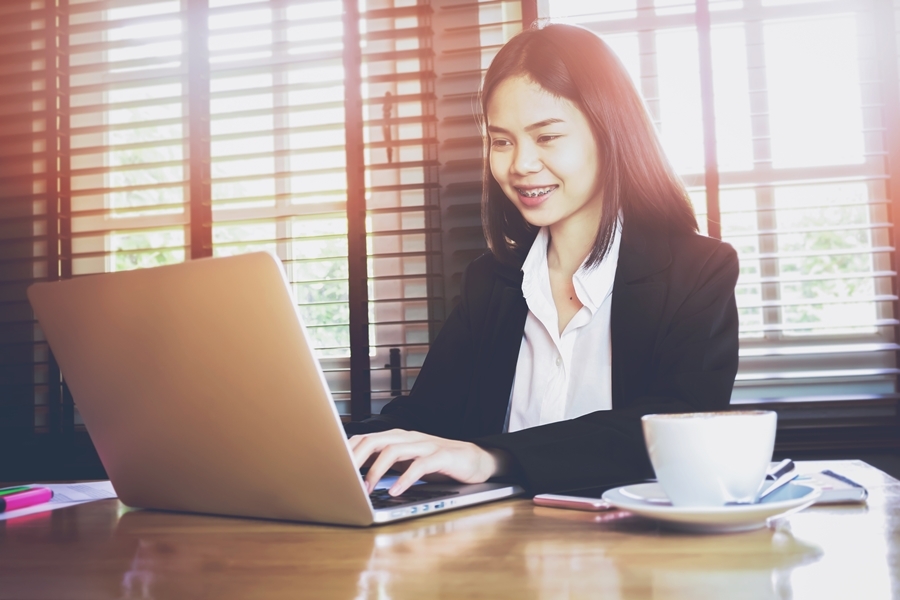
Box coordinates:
[368,487,459,510]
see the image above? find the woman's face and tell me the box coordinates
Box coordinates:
[487,75,603,232]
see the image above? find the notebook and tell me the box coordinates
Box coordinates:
[27,252,522,526]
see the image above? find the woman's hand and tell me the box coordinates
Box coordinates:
[348,429,510,496]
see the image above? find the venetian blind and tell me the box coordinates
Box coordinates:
[434,0,522,312]
[362,1,442,415]
[540,0,899,408]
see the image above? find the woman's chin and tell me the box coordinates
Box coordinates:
[510,199,553,225]
[520,213,558,229]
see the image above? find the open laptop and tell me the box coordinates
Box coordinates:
[27,252,522,526]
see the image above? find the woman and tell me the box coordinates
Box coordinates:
[346,23,739,497]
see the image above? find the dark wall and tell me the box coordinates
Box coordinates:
[0,1,106,481]
[0,0,44,455]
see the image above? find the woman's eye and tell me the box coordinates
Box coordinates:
[538,135,560,143]
[491,139,511,148]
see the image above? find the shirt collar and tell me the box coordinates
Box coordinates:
[520,222,622,316]
[521,227,550,305]
[574,221,621,314]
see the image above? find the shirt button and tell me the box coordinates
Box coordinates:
[555,356,562,367]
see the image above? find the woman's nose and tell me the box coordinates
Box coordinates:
[512,143,542,175]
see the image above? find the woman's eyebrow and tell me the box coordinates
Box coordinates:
[524,118,564,131]
[487,118,565,135]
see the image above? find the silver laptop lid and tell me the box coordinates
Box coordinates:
[28,252,376,525]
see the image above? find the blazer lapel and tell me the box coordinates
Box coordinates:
[611,225,672,409]
[472,262,528,437]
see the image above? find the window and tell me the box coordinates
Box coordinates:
[539,0,900,417]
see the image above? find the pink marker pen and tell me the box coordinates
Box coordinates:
[0,487,53,512]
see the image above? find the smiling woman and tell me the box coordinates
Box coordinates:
[346,23,740,497]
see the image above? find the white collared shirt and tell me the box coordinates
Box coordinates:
[507,225,621,432]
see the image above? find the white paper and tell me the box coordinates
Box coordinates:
[0,480,117,521]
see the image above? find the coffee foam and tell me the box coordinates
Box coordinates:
[642,410,770,420]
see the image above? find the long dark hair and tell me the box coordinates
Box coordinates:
[480,23,698,268]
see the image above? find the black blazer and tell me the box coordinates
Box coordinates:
[346,222,740,494]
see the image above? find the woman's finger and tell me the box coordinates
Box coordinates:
[364,441,435,493]
[389,455,444,496]
[350,429,414,470]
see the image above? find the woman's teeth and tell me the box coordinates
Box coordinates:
[517,186,557,198]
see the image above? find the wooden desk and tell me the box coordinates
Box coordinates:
[1,460,897,599]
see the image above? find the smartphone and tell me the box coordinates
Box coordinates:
[532,493,614,511]
[532,480,651,512]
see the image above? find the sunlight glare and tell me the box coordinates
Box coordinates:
[764,15,865,168]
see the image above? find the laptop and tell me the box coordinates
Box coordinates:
[27,252,522,526]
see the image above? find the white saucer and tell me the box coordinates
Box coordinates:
[602,482,821,533]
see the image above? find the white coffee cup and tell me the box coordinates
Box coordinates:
[641,411,777,507]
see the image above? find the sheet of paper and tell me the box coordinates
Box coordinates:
[0,480,117,521]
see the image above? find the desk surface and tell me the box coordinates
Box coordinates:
[1,460,898,599]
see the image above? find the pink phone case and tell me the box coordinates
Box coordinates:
[532,493,614,512]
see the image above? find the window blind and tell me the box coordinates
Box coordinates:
[540,0,900,410]
[361,1,442,415]
[434,0,522,310]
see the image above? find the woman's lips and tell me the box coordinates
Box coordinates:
[515,185,558,208]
